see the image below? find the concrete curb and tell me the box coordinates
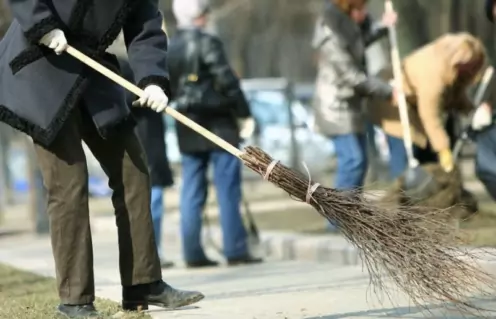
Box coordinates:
[91,215,496,267]
[91,215,362,266]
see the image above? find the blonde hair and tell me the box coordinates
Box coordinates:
[439,32,487,84]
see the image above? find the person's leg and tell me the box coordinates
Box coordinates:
[328,133,367,231]
[179,152,211,265]
[476,125,496,201]
[150,186,173,267]
[150,187,163,256]
[81,111,203,310]
[386,134,408,180]
[33,109,97,316]
[332,133,368,190]
[82,124,161,287]
[211,150,259,264]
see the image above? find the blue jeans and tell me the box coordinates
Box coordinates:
[180,150,248,262]
[386,135,408,180]
[332,134,368,190]
[151,186,165,260]
[329,134,368,230]
[476,124,496,201]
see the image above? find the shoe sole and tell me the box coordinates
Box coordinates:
[149,293,205,309]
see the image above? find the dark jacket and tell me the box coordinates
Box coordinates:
[0,0,170,147]
[118,57,174,188]
[311,2,392,136]
[360,15,389,48]
[486,0,494,22]
[167,28,250,154]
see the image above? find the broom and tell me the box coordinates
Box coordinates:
[65,46,496,315]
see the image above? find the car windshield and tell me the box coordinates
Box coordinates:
[245,90,290,127]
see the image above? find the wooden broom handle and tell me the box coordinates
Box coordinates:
[65,45,244,158]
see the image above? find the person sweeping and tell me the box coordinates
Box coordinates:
[369,32,487,211]
[21,0,496,317]
[311,0,398,230]
[369,32,486,175]
[0,0,204,317]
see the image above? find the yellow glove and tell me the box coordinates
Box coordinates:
[438,149,454,173]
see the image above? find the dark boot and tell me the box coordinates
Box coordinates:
[122,280,204,311]
[160,260,175,269]
[227,255,263,267]
[186,259,219,269]
[56,304,99,318]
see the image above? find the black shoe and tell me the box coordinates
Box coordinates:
[148,281,204,308]
[160,260,175,269]
[56,304,99,318]
[186,259,219,269]
[122,281,204,311]
[227,255,263,267]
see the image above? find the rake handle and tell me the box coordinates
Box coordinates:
[452,66,494,161]
[384,0,418,169]
[65,45,244,159]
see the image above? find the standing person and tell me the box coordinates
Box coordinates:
[477,0,496,200]
[311,0,397,195]
[0,1,204,317]
[118,55,175,269]
[169,0,261,268]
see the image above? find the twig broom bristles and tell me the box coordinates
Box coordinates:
[65,46,496,316]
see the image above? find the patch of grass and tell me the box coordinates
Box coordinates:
[0,263,150,319]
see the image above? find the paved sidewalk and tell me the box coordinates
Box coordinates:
[0,232,495,318]
[91,214,361,266]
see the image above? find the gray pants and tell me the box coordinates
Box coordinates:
[33,106,161,305]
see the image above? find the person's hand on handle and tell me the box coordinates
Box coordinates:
[388,79,400,106]
[39,29,68,55]
[472,102,493,131]
[238,117,256,140]
[438,149,454,173]
[381,9,398,27]
[382,0,398,27]
[133,85,169,112]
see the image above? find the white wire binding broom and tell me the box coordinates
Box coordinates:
[65,45,496,315]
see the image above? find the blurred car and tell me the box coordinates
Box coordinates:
[240,78,334,175]
[163,78,335,174]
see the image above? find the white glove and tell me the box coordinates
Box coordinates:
[238,117,255,140]
[39,29,68,55]
[472,102,493,131]
[134,85,169,112]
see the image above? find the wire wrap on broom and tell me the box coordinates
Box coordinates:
[264,160,321,204]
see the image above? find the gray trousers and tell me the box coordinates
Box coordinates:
[33,105,162,305]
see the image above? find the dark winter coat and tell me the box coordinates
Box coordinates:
[118,57,174,188]
[167,28,250,154]
[0,0,170,147]
[486,0,494,22]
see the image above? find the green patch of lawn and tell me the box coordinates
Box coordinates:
[0,263,150,319]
